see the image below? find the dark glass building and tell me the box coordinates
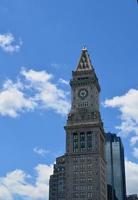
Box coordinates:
[107,184,118,200]
[105,133,126,200]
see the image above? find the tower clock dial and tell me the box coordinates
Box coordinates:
[78,88,88,99]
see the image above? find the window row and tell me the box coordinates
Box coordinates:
[73,171,95,176]
[73,156,98,163]
[73,132,92,139]
[73,132,93,152]
[73,185,93,191]
[73,164,93,170]
[72,192,93,198]
[73,178,95,184]
[78,101,88,108]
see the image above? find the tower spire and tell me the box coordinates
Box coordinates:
[76,47,93,71]
[82,45,87,51]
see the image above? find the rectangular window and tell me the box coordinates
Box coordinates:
[73,132,78,140]
[73,132,78,152]
[87,164,92,169]
[73,157,78,162]
[80,132,86,152]
[88,192,93,198]
[87,131,92,150]
[78,77,88,80]
[80,132,85,141]
[88,185,93,190]
[87,131,92,139]
[80,192,86,198]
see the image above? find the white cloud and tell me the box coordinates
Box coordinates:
[21,69,53,83]
[0,164,53,200]
[21,69,70,115]
[104,89,138,158]
[125,159,138,195]
[0,33,22,53]
[59,78,69,85]
[104,89,138,134]
[0,80,36,117]
[33,147,50,157]
[0,68,70,118]
[130,136,138,146]
[104,89,138,142]
[0,186,12,200]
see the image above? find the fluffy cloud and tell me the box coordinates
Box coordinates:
[125,159,138,195]
[104,89,138,135]
[0,33,22,53]
[104,89,138,159]
[130,136,138,146]
[33,147,50,157]
[0,164,53,200]
[21,69,70,115]
[104,89,138,152]
[0,80,36,117]
[0,186,12,200]
[0,68,70,118]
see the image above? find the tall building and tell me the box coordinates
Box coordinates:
[49,48,107,200]
[107,184,118,200]
[105,133,126,200]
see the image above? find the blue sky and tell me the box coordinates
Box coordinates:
[0,0,138,199]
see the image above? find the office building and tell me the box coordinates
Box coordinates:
[105,133,126,200]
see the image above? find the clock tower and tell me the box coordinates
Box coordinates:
[49,48,107,200]
[67,47,100,129]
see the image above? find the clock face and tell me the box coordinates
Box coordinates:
[78,88,88,99]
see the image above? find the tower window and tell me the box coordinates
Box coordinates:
[88,192,93,198]
[78,102,88,108]
[73,133,78,152]
[80,132,86,152]
[73,132,78,140]
[87,131,92,150]
[74,142,78,148]
[78,77,88,80]
[80,142,85,148]
[87,131,92,139]
[80,132,85,141]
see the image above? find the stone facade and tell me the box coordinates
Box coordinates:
[49,48,107,200]
[49,155,66,199]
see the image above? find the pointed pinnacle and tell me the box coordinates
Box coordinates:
[82,45,87,51]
